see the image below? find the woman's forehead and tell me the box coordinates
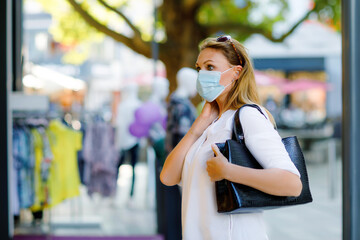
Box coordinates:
[196,48,228,66]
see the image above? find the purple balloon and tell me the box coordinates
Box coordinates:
[129,101,168,138]
[135,102,163,126]
[129,121,150,138]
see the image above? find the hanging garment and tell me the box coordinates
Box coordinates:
[46,120,82,207]
[76,121,87,185]
[30,128,46,211]
[12,127,22,215]
[39,127,53,185]
[30,126,53,211]
[83,122,119,197]
[13,126,35,209]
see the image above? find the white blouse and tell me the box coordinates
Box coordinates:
[180,106,300,240]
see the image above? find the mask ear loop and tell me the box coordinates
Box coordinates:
[223,65,242,88]
[224,78,236,89]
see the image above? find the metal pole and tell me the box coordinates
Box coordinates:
[12,0,22,91]
[0,0,12,239]
[327,138,337,199]
[342,0,360,239]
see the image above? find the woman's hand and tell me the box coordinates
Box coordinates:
[206,144,230,181]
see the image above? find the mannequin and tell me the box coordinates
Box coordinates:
[173,67,198,99]
[148,76,169,111]
[115,83,142,199]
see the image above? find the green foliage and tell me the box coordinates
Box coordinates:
[35,0,153,64]
[36,0,341,66]
[198,0,288,27]
[313,0,341,31]
[196,0,289,42]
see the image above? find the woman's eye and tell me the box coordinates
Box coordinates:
[196,66,201,72]
[206,65,214,71]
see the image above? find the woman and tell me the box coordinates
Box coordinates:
[160,36,302,240]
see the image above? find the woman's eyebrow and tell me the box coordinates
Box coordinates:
[203,60,214,64]
[196,59,214,66]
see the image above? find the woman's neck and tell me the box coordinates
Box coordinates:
[216,95,228,118]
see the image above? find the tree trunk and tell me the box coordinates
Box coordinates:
[159,1,205,94]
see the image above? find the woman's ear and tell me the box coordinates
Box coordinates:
[234,65,243,78]
[235,65,243,72]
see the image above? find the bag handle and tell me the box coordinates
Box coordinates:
[233,104,267,142]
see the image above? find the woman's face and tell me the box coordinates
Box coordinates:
[195,48,235,87]
[196,48,242,104]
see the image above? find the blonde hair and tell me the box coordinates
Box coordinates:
[199,37,276,126]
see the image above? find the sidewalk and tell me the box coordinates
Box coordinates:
[14,158,342,239]
[263,159,342,240]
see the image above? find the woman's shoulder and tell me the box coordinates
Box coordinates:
[239,104,269,119]
[239,105,273,129]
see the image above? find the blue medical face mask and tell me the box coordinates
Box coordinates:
[196,67,234,102]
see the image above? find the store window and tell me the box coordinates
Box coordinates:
[13,0,161,238]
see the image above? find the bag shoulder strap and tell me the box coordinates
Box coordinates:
[233,104,267,142]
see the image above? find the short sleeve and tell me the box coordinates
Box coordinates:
[239,106,300,177]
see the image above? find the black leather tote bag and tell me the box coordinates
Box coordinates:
[215,104,313,214]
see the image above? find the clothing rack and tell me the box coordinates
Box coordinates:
[10,94,101,235]
[12,109,53,236]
